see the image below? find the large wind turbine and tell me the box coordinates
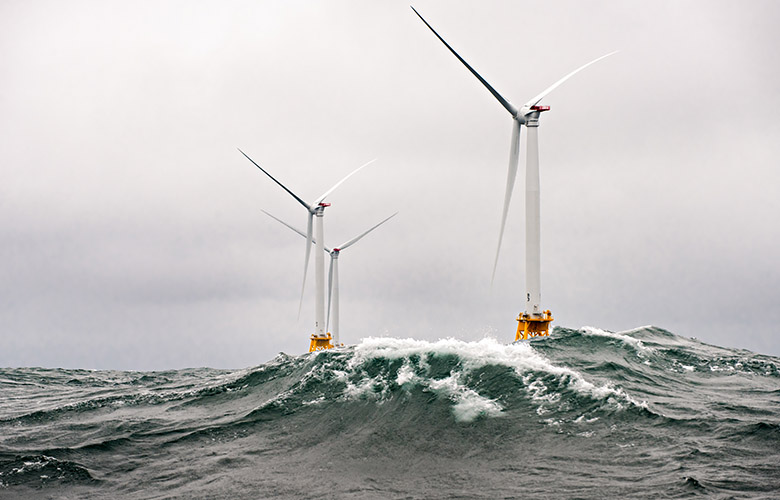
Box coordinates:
[412,7,615,341]
[262,210,397,346]
[239,149,375,350]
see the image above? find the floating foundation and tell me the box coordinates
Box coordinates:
[309,333,335,352]
[516,310,554,341]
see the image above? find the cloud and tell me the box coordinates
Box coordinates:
[1,0,778,368]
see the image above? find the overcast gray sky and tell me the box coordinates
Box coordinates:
[2,0,779,369]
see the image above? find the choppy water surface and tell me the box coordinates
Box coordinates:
[1,326,779,499]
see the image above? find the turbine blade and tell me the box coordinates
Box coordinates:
[261,210,333,252]
[314,159,377,205]
[238,148,312,211]
[261,210,307,239]
[326,254,334,332]
[337,212,398,251]
[298,212,314,318]
[411,6,518,117]
[492,120,522,283]
[523,51,618,109]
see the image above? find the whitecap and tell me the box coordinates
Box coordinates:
[579,326,652,355]
[348,336,646,415]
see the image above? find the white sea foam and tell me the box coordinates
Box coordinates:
[426,375,503,422]
[619,325,655,334]
[395,362,417,386]
[573,415,599,424]
[342,371,392,400]
[671,360,695,373]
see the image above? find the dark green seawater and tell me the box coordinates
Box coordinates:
[1,326,779,499]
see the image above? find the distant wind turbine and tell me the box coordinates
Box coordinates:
[262,210,397,346]
[412,6,616,340]
[239,149,375,350]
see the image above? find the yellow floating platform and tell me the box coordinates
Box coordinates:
[516,310,554,341]
[309,333,335,352]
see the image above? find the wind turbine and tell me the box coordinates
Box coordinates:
[412,6,615,341]
[239,149,375,350]
[262,210,397,346]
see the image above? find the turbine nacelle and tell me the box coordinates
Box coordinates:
[313,202,331,216]
[517,105,551,120]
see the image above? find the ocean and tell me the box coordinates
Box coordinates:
[1,326,778,499]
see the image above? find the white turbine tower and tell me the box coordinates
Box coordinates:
[239,149,375,350]
[262,210,397,346]
[412,7,615,341]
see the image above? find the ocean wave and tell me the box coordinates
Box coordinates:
[578,326,653,355]
[0,455,96,488]
[338,336,646,421]
[1,326,779,498]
